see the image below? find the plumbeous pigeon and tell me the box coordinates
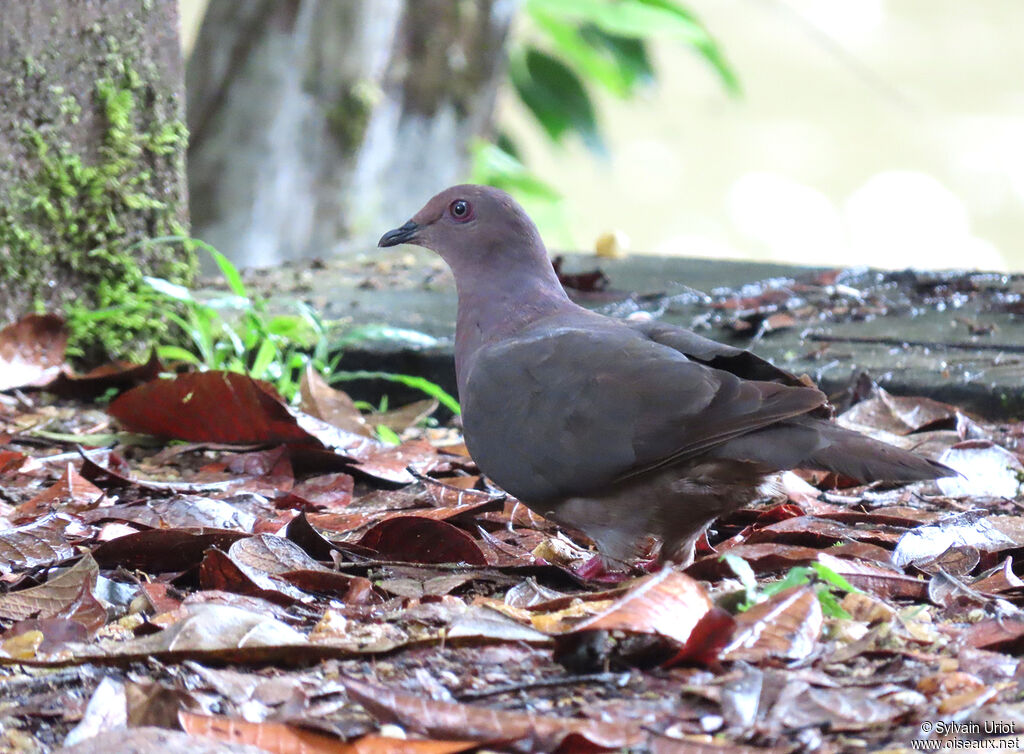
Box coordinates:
[379,185,953,565]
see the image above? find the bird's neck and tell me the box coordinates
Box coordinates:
[452,259,573,390]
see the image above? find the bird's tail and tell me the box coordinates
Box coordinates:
[713,418,954,482]
[800,420,953,482]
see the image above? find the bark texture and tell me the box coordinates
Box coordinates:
[187,0,515,266]
[0,0,192,350]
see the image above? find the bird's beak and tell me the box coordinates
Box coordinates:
[378,220,420,248]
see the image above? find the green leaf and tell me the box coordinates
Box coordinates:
[721,553,759,611]
[249,339,278,379]
[335,325,440,349]
[815,585,853,620]
[810,562,862,594]
[510,47,603,152]
[579,26,655,92]
[156,344,201,365]
[525,0,740,95]
[329,370,461,415]
[471,141,562,203]
[761,567,812,599]
[375,425,403,446]
[530,12,641,97]
[144,276,194,302]
[207,245,248,298]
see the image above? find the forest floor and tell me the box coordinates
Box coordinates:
[2,313,1024,754]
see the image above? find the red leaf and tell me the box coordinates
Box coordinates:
[108,371,314,445]
[48,350,164,399]
[359,516,488,566]
[91,528,249,571]
[15,463,104,518]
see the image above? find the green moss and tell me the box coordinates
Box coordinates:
[0,53,196,360]
[326,80,380,154]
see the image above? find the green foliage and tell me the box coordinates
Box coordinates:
[514,0,738,153]
[140,238,335,403]
[722,554,861,619]
[328,371,461,416]
[481,0,739,237]
[140,240,460,414]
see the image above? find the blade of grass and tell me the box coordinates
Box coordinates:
[328,370,461,414]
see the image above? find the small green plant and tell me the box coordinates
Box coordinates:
[722,553,861,619]
[138,237,460,412]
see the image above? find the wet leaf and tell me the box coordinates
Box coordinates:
[839,385,958,436]
[16,464,104,518]
[359,516,488,566]
[0,514,75,573]
[108,371,317,445]
[91,528,249,571]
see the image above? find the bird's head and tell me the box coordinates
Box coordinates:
[378,184,548,272]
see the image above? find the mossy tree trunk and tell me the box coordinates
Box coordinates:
[0,0,194,358]
[186,0,515,267]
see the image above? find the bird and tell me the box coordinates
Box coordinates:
[379,185,953,566]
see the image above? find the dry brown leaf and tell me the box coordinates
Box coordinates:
[341,676,646,751]
[181,711,478,753]
[722,585,823,662]
[0,552,99,622]
[0,313,67,391]
[299,364,374,437]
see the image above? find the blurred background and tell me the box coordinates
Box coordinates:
[179,0,1024,272]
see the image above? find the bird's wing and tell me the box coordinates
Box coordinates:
[460,320,826,502]
[627,318,834,418]
[628,319,803,385]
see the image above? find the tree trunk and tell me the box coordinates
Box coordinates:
[186,0,515,267]
[0,0,193,356]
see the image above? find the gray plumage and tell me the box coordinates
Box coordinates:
[380,185,953,565]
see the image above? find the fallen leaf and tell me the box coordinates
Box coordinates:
[0,313,67,391]
[181,711,479,753]
[108,371,317,445]
[936,441,1024,498]
[892,510,1014,568]
[299,364,374,437]
[565,567,714,646]
[57,726,267,753]
[91,528,249,571]
[0,553,99,621]
[839,386,958,436]
[0,514,75,573]
[16,463,104,518]
[722,586,823,662]
[341,676,646,751]
[359,516,488,566]
[62,677,127,747]
[49,351,164,399]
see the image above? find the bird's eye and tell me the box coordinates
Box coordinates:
[449,199,472,222]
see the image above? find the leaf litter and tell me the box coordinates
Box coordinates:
[2,323,1024,751]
